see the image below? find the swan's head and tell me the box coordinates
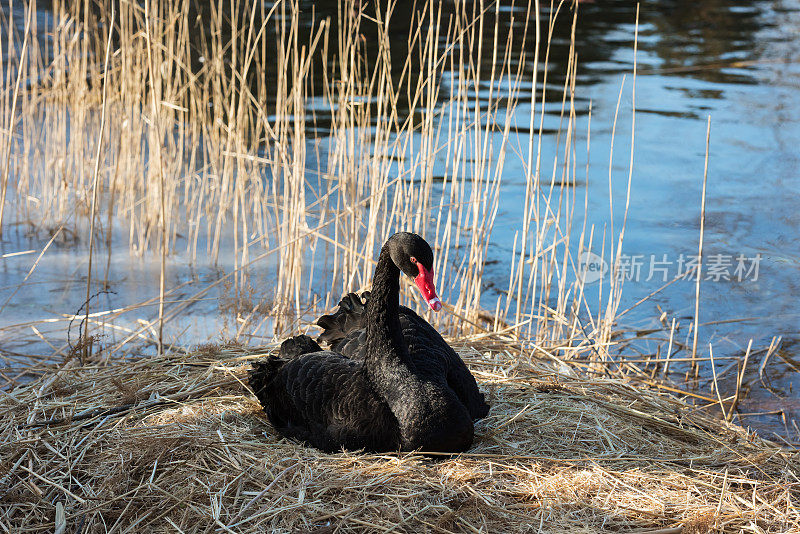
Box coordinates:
[389,232,442,312]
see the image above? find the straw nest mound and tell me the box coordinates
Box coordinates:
[2,344,798,533]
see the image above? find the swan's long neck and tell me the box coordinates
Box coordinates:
[364,244,419,408]
[365,245,411,367]
[362,237,470,451]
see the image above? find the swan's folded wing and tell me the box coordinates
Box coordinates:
[278,334,322,359]
[315,292,370,359]
[256,351,399,452]
[316,292,368,348]
[398,307,490,420]
[444,355,490,420]
[330,329,367,359]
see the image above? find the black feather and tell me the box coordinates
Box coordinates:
[316,292,368,347]
[278,334,322,359]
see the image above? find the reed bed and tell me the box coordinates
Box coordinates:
[0,0,619,350]
[2,343,797,533]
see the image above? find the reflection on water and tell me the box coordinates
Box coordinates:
[2,0,800,440]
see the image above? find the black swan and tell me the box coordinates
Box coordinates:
[249,232,484,453]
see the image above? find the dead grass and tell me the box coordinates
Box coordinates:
[2,344,797,533]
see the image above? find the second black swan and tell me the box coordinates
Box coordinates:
[249,232,487,453]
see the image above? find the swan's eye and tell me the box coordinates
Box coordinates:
[409,256,417,265]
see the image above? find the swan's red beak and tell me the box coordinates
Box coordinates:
[414,262,442,312]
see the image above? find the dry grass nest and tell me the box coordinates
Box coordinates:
[2,343,798,533]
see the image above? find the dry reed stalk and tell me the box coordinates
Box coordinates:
[603,4,639,344]
[662,317,677,377]
[708,344,729,422]
[728,339,752,422]
[82,6,115,360]
[142,0,168,355]
[0,0,32,237]
[758,336,781,382]
[691,117,712,377]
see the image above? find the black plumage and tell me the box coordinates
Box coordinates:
[249,353,400,452]
[317,293,490,421]
[249,232,484,453]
